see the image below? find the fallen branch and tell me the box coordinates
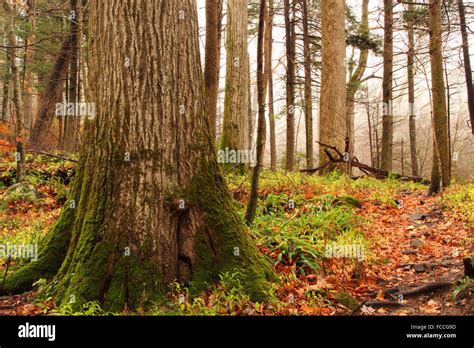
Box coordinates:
[28,150,78,163]
[301,142,429,184]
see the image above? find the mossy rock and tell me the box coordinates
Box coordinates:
[0,182,45,209]
[0,182,45,211]
[334,292,359,310]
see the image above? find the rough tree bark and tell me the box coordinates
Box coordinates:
[204,0,223,139]
[428,0,450,194]
[221,0,250,157]
[381,0,393,171]
[284,0,296,171]
[1,0,274,310]
[319,0,346,171]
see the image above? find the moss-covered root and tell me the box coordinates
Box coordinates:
[0,209,74,296]
[50,242,166,312]
[187,161,278,302]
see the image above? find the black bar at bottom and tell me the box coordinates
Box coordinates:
[0,316,471,346]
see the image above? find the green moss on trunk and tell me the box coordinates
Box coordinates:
[186,160,277,301]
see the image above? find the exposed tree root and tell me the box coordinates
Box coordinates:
[368,281,453,299]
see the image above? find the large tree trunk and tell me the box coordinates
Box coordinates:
[428,0,450,190]
[319,0,346,170]
[407,2,419,177]
[266,0,276,171]
[284,0,296,171]
[30,33,73,147]
[381,0,393,171]
[1,0,274,310]
[302,0,313,170]
[204,0,223,139]
[457,0,474,134]
[4,0,25,181]
[221,0,250,158]
[245,0,268,224]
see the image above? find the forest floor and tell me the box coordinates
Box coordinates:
[0,156,472,316]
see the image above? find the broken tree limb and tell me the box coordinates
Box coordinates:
[300,142,429,184]
[28,150,78,163]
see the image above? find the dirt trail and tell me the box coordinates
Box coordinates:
[354,190,472,315]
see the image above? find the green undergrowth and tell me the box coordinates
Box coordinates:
[3,157,472,315]
[250,191,369,274]
[442,182,474,225]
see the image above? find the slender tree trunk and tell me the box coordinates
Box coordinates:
[302,0,313,169]
[374,106,380,168]
[428,137,441,195]
[381,0,393,171]
[407,2,419,176]
[30,33,73,147]
[319,0,346,171]
[248,54,255,150]
[1,0,274,309]
[222,0,250,159]
[4,0,25,181]
[246,0,268,224]
[266,0,276,171]
[346,0,369,169]
[204,0,223,139]
[444,59,452,177]
[366,103,375,167]
[1,21,11,122]
[61,72,69,149]
[22,0,37,132]
[428,0,450,190]
[76,0,86,146]
[284,0,296,171]
[64,0,80,152]
[457,0,474,134]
